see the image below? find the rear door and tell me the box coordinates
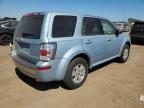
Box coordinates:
[81,17,106,65]
[14,13,45,64]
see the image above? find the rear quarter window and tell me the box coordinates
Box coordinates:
[52,15,77,38]
[131,23,144,35]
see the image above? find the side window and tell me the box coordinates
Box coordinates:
[100,19,116,35]
[52,15,77,38]
[82,17,103,36]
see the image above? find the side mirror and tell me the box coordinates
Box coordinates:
[115,29,123,36]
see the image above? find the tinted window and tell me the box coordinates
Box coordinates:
[130,22,144,35]
[15,15,44,39]
[52,16,77,38]
[82,17,103,36]
[100,19,116,35]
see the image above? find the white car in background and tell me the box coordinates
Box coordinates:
[113,22,130,32]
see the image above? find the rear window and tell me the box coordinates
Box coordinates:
[131,22,144,35]
[52,15,77,38]
[15,15,44,39]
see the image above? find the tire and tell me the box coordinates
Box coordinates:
[118,44,130,63]
[63,57,88,89]
[0,34,13,45]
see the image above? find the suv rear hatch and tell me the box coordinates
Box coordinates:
[14,13,45,64]
[130,22,144,36]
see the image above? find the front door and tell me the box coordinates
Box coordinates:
[100,19,121,58]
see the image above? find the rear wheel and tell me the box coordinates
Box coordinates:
[63,57,88,89]
[0,34,12,45]
[118,44,130,63]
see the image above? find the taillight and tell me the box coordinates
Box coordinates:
[40,43,56,61]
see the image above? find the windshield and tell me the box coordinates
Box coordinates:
[15,15,44,39]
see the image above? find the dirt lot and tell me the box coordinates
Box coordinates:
[0,44,144,108]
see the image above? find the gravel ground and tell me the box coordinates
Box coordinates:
[0,43,144,108]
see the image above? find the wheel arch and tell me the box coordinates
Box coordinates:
[119,40,131,56]
[125,41,131,48]
[0,32,13,38]
[70,53,90,68]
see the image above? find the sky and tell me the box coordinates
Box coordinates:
[0,0,144,21]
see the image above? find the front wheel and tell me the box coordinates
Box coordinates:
[0,34,12,45]
[118,44,130,63]
[63,57,88,89]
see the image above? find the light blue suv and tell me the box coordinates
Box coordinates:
[11,12,131,89]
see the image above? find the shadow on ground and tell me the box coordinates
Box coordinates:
[15,68,62,91]
[89,59,114,74]
[131,40,144,46]
[15,59,116,91]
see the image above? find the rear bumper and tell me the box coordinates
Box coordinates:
[11,50,36,78]
[11,50,69,82]
[14,59,36,78]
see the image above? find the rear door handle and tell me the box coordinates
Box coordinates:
[85,40,92,44]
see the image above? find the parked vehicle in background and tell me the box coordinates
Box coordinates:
[0,20,18,45]
[0,17,17,22]
[129,21,144,42]
[113,22,130,32]
[11,12,131,89]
